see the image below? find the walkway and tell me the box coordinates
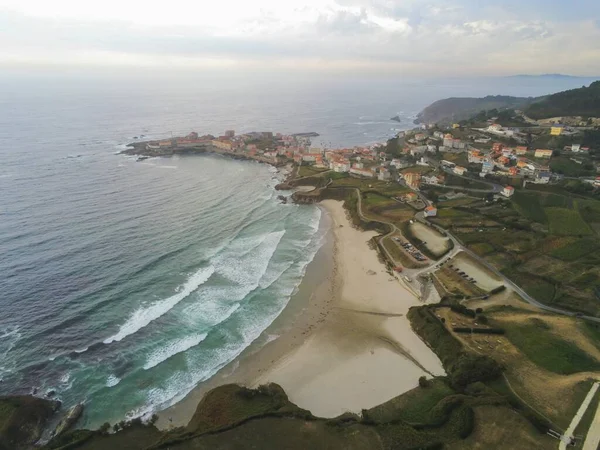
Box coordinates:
[560,381,599,449]
[583,386,600,450]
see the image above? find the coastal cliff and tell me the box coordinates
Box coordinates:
[0,396,60,450]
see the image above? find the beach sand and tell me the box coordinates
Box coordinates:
[157,199,444,428]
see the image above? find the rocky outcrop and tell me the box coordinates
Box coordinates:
[0,396,60,450]
[390,115,402,122]
[53,403,84,438]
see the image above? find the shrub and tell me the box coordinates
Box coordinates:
[458,406,475,439]
[478,315,489,325]
[98,422,110,435]
[489,285,506,295]
[475,308,483,314]
[419,376,432,388]
[449,355,503,388]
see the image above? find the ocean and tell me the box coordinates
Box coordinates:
[0,72,594,428]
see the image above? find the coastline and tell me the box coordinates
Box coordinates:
[157,199,445,427]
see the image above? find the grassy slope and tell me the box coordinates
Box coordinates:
[501,320,600,375]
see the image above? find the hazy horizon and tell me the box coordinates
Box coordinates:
[2,0,600,76]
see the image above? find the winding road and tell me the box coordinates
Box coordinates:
[349,182,600,323]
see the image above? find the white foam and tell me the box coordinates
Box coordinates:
[103,266,215,344]
[144,333,208,370]
[106,375,121,387]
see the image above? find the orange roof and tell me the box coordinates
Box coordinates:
[505,186,514,190]
[425,206,437,211]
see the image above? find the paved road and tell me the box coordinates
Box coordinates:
[583,389,600,450]
[329,183,600,323]
[560,381,599,449]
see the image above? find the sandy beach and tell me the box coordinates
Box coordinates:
[157,199,444,427]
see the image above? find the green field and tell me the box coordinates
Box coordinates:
[550,237,600,261]
[363,192,395,207]
[511,192,547,223]
[297,166,329,177]
[544,207,593,236]
[578,199,600,223]
[502,320,600,375]
[368,378,456,424]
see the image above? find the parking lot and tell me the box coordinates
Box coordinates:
[393,237,428,262]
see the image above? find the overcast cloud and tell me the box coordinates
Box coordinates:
[1,0,599,75]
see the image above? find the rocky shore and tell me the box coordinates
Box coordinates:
[121,141,286,167]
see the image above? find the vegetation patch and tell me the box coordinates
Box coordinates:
[549,237,600,261]
[511,192,547,224]
[500,321,600,375]
[544,207,592,236]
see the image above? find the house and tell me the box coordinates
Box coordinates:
[497,156,511,167]
[550,126,563,136]
[492,142,504,153]
[404,172,422,190]
[534,171,551,184]
[211,139,233,151]
[424,206,438,217]
[443,134,454,147]
[501,186,515,197]
[502,148,514,157]
[433,131,445,139]
[378,168,391,181]
[452,123,460,129]
[349,168,375,178]
[453,166,467,176]
[487,124,503,133]
[415,133,427,142]
[571,144,581,152]
[468,150,485,164]
[482,160,494,174]
[421,175,444,185]
[410,146,428,156]
[509,167,519,176]
[390,159,411,169]
[405,192,419,202]
[535,149,553,158]
[332,161,350,173]
[517,159,529,169]
[516,146,528,155]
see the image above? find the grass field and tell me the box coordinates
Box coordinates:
[363,192,395,208]
[368,378,456,424]
[298,166,329,177]
[470,242,495,256]
[545,207,593,236]
[578,199,600,223]
[502,320,600,375]
[511,191,547,223]
[550,237,600,261]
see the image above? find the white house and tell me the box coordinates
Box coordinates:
[349,168,375,178]
[410,146,428,156]
[378,168,391,181]
[424,206,438,217]
[453,166,467,176]
[501,186,515,197]
[332,162,350,173]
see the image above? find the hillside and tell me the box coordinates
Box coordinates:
[525,81,600,119]
[415,95,534,125]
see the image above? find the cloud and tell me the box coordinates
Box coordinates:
[0,0,599,75]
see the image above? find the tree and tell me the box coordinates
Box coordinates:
[112,423,121,433]
[99,422,111,435]
[418,376,431,388]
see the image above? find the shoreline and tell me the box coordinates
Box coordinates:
[157,199,445,427]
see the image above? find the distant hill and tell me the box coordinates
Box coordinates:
[524,81,600,120]
[414,95,534,125]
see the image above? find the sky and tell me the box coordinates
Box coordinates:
[1,0,600,76]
